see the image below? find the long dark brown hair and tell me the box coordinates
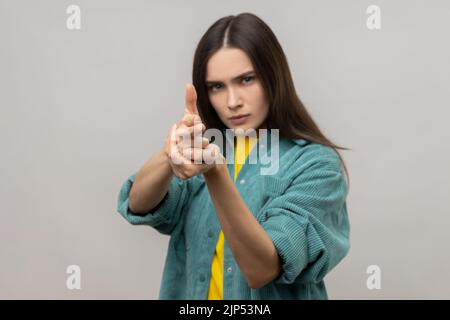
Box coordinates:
[192,12,350,185]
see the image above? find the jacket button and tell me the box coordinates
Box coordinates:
[226,267,232,273]
[240,179,245,185]
[208,230,214,238]
[200,274,206,282]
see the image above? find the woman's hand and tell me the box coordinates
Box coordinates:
[164,84,224,180]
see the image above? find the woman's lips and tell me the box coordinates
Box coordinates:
[229,114,250,125]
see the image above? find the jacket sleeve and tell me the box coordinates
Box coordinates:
[116,173,190,235]
[258,151,350,285]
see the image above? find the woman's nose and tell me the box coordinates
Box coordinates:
[227,88,242,109]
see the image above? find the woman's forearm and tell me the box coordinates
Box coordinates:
[129,148,173,214]
[203,164,281,289]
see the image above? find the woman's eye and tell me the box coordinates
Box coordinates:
[208,77,253,92]
[209,84,222,91]
[242,76,254,84]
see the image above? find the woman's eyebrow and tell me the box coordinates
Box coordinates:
[206,70,255,85]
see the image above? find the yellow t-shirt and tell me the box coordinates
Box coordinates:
[207,135,258,300]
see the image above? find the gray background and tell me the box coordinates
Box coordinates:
[1,0,449,299]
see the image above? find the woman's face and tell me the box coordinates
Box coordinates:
[206,48,269,135]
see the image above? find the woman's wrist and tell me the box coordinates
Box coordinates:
[203,161,227,179]
[158,147,174,175]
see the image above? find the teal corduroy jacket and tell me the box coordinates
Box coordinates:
[117,132,350,299]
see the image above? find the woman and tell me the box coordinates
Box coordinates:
[117,12,350,300]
